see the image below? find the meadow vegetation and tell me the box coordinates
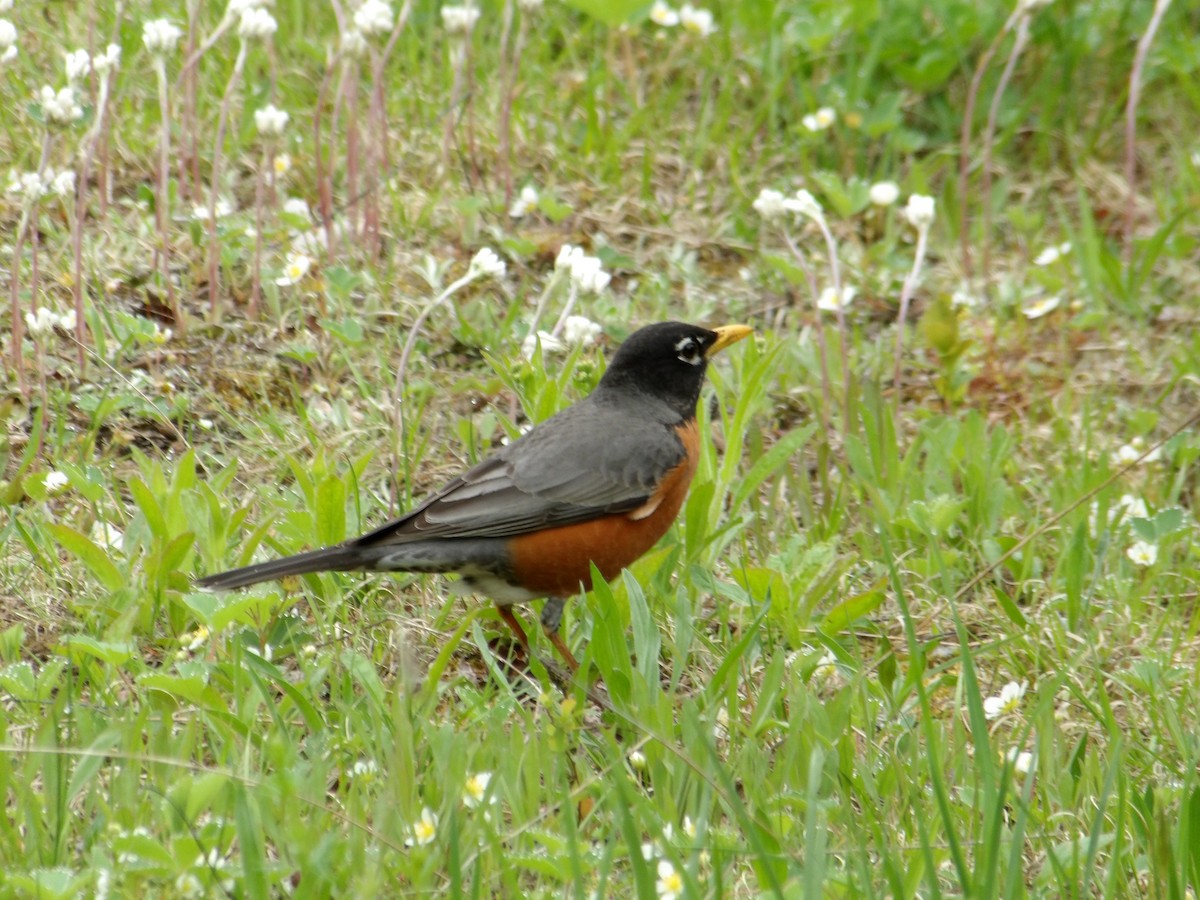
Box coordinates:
[2,0,1199,895]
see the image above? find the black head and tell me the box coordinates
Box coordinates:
[597,321,752,416]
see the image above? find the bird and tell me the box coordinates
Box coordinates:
[197,321,752,671]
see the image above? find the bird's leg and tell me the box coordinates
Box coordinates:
[495,605,533,658]
[541,596,579,672]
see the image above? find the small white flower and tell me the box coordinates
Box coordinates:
[57,309,77,331]
[276,252,312,286]
[562,315,601,346]
[817,286,856,313]
[568,254,610,293]
[752,188,786,219]
[349,758,379,779]
[508,184,539,218]
[1033,242,1072,266]
[468,247,506,279]
[90,521,124,551]
[649,1,679,26]
[282,197,311,219]
[1021,295,1061,319]
[811,651,839,681]
[0,19,16,54]
[254,103,289,135]
[1114,494,1149,521]
[1005,748,1034,775]
[983,681,1026,720]
[441,4,480,34]
[868,181,900,207]
[44,471,69,493]
[555,243,583,271]
[405,807,438,846]
[802,106,836,132]
[1126,540,1157,567]
[1017,0,1054,12]
[951,286,982,309]
[24,307,59,337]
[174,873,202,898]
[341,28,368,55]
[628,749,647,771]
[656,859,683,900]
[64,48,92,82]
[521,331,566,359]
[237,7,278,39]
[192,198,234,220]
[93,43,121,75]
[143,19,184,55]
[463,771,493,807]
[903,194,936,229]
[782,188,823,222]
[354,0,395,36]
[51,169,76,197]
[517,0,543,9]
[682,816,696,839]
[0,43,15,64]
[273,153,292,175]
[679,3,715,35]
[228,0,268,14]
[8,171,47,201]
[38,85,84,125]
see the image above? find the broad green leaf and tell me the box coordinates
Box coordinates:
[48,523,125,592]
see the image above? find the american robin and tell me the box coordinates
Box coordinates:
[198,321,752,670]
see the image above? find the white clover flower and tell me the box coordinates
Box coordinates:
[983,681,1026,720]
[568,254,610,293]
[1005,748,1034,775]
[51,169,76,197]
[38,85,84,125]
[802,106,836,132]
[463,771,494,807]
[441,4,480,33]
[679,3,715,35]
[562,315,601,346]
[904,194,936,229]
[238,8,278,39]
[273,153,292,175]
[143,19,183,55]
[1126,540,1157,567]
[656,860,683,900]
[817,286,856,313]
[276,252,312,286]
[405,807,438,847]
[341,28,368,55]
[649,1,679,26]
[469,247,506,279]
[868,181,900,207]
[752,188,786,219]
[1021,295,1060,319]
[354,0,394,36]
[254,103,289,135]
[521,331,566,360]
[93,43,121,75]
[64,48,92,82]
[508,184,539,218]
[783,188,823,222]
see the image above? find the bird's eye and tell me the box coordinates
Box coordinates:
[674,337,703,366]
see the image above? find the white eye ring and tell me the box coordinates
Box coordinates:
[675,337,703,365]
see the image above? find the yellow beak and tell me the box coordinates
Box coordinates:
[706,324,753,358]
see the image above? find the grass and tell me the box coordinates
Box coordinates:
[3,0,1200,896]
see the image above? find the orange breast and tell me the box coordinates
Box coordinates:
[507,419,699,597]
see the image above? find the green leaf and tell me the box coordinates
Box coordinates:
[139,673,227,708]
[762,253,807,287]
[820,580,885,632]
[48,524,124,591]
[63,635,135,666]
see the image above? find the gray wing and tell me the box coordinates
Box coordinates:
[355,399,686,545]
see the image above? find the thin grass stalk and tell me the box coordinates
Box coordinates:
[958,11,1018,284]
[891,223,931,403]
[1124,0,1173,263]
[979,12,1031,298]
[250,146,267,318]
[783,230,832,436]
[206,39,249,316]
[7,132,54,396]
[810,215,850,420]
[314,50,338,263]
[152,56,179,328]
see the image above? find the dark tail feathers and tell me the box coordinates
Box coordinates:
[197,545,373,590]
